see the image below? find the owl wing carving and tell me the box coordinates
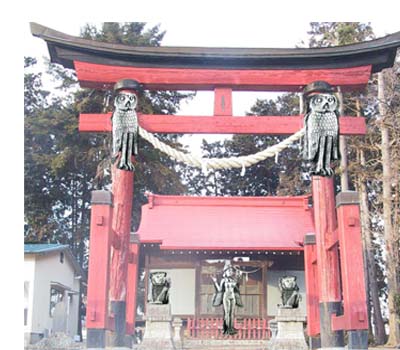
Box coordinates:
[111,92,139,171]
[302,93,340,176]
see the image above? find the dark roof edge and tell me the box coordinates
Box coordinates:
[30,22,400,73]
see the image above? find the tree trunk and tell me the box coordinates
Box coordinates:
[378,72,400,346]
[358,150,387,344]
[355,96,387,344]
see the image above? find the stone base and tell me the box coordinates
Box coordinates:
[184,339,269,348]
[270,308,308,350]
[138,304,176,350]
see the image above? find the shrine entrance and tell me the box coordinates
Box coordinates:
[31,22,400,350]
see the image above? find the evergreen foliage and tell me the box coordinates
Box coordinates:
[182,93,309,197]
[24,23,193,267]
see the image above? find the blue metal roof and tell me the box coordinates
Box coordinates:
[24,244,69,254]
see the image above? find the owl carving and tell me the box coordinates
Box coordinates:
[111,90,139,171]
[303,81,340,177]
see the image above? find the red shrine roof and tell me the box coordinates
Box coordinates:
[136,193,314,250]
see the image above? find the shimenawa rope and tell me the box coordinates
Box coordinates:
[138,126,305,174]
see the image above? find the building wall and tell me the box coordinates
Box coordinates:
[28,252,81,340]
[149,269,196,315]
[266,270,306,316]
[24,256,36,333]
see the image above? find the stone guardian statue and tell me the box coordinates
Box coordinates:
[278,275,301,308]
[148,271,171,304]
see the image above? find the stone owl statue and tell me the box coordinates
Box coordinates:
[111,80,140,171]
[302,81,340,176]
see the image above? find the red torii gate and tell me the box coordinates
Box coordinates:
[31,23,400,350]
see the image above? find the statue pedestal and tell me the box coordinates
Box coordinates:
[270,308,308,350]
[138,304,176,350]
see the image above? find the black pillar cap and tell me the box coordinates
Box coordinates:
[113,79,142,92]
[303,81,336,96]
[336,191,359,207]
[304,233,316,245]
[91,190,113,205]
[130,232,140,244]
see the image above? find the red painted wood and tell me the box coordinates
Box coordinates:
[214,88,232,116]
[79,113,366,135]
[331,201,368,331]
[186,317,270,339]
[86,201,113,329]
[74,61,371,92]
[312,176,341,303]
[304,240,320,336]
[149,193,310,207]
[109,165,134,302]
[137,194,312,250]
[125,242,140,334]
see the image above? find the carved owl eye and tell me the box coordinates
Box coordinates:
[117,95,126,102]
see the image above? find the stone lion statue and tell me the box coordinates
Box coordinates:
[278,275,301,308]
[148,271,170,304]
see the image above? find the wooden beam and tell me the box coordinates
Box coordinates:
[304,234,320,337]
[74,61,371,92]
[86,191,113,330]
[331,192,368,332]
[214,88,232,116]
[125,241,140,335]
[79,113,366,135]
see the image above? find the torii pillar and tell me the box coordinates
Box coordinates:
[108,79,139,348]
[86,79,140,349]
[312,176,345,349]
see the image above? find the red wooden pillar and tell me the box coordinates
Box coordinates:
[125,233,140,335]
[109,80,137,347]
[332,191,368,349]
[86,190,113,349]
[312,176,345,349]
[304,233,321,349]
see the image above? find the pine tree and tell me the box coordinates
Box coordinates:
[24,23,192,267]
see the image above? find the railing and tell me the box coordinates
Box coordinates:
[187,317,271,340]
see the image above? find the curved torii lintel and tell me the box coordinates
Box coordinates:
[31,22,400,92]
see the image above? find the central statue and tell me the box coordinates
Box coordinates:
[211,260,243,335]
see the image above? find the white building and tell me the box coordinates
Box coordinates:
[24,244,85,345]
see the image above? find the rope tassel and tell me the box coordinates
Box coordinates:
[240,161,246,176]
